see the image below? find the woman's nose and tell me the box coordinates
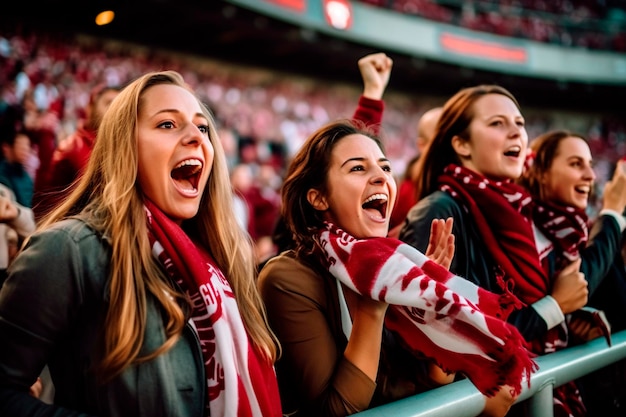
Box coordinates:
[182,124,203,145]
[370,166,388,184]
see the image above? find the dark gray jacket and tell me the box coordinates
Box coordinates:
[400,191,622,342]
[0,219,205,416]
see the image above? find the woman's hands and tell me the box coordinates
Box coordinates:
[551,258,588,315]
[343,290,389,381]
[29,377,43,398]
[479,385,517,417]
[0,195,19,222]
[601,160,626,214]
[425,218,455,270]
[569,314,604,342]
[428,362,456,386]
[357,52,393,100]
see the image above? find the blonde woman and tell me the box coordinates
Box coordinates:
[0,71,281,417]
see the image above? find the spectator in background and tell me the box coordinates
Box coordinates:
[0,128,34,208]
[230,162,254,235]
[33,84,121,219]
[0,183,35,287]
[388,106,443,238]
[399,84,589,417]
[518,131,626,416]
[19,87,58,193]
[0,70,281,416]
[252,163,282,264]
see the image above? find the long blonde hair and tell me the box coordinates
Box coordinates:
[38,70,278,380]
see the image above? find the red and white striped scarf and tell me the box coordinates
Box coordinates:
[317,222,536,397]
[534,201,592,417]
[145,200,282,417]
[533,200,589,270]
[440,165,587,416]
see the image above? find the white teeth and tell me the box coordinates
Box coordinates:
[363,193,388,204]
[506,146,521,153]
[175,159,202,169]
[575,185,590,193]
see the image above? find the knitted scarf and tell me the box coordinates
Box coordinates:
[533,200,589,271]
[145,200,282,417]
[439,165,586,417]
[317,222,536,397]
[438,164,547,303]
[534,200,594,417]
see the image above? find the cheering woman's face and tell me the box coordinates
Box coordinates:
[453,93,528,181]
[136,84,214,223]
[540,136,596,210]
[307,134,397,239]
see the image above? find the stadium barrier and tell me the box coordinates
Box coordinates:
[355,329,626,417]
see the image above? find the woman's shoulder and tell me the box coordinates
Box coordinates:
[38,217,99,240]
[408,191,464,222]
[29,218,108,256]
[258,250,329,296]
[259,251,317,281]
[418,190,458,208]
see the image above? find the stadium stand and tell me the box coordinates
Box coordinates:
[1,1,626,415]
[358,0,626,51]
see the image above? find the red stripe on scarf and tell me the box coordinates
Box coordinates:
[439,164,548,304]
[145,200,281,417]
[318,223,536,397]
[533,200,589,272]
[439,166,588,416]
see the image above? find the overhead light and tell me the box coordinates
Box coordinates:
[95,10,115,26]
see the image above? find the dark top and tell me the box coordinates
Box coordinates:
[400,191,623,342]
[0,219,205,417]
[0,160,33,208]
[400,191,548,341]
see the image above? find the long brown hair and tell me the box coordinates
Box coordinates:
[415,85,521,201]
[37,70,278,380]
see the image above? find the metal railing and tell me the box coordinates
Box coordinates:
[355,330,626,417]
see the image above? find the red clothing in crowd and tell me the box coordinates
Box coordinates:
[33,127,95,219]
[390,178,417,231]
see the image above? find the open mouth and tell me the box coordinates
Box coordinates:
[362,193,388,219]
[574,184,591,195]
[171,158,203,192]
[503,145,522,158]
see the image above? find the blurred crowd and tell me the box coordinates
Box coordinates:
[0,29,625,261]
[359,0,626,51]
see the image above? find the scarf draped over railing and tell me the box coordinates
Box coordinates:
[438,164,588,417]
[317,222,536,397]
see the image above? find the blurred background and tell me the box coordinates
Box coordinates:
[1,0,625,252]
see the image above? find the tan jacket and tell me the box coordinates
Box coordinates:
[258,251,432,417]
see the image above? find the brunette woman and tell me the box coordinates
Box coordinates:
[399,85,588,417]
[259,119,535,417]
[519,131,626,416]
